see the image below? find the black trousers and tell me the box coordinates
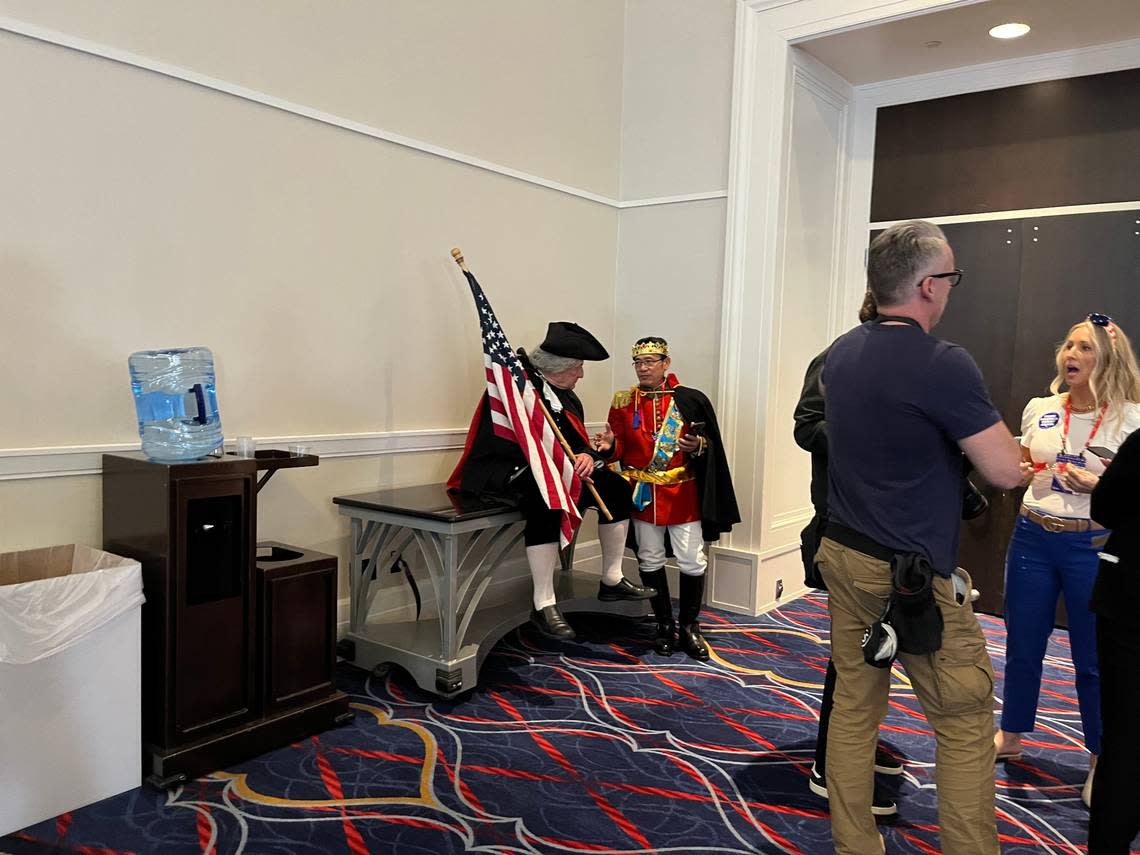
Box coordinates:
[512,466,632,546]
[803,513,838,774]
[1089,615,1140,853]
[815,658,838,774]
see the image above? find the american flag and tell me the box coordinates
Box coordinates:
[460,268,583,547]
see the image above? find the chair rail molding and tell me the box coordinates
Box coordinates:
[0,430,468,481]
[0,422,614,481]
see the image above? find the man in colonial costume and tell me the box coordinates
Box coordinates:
[595,337,739,660]
[449,322,655,641]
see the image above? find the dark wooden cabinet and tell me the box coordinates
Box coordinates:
[103,453,350,786]
[173,474,257,743]
[257,543,338,715]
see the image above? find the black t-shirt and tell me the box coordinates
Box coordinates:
[822,320,1001,574]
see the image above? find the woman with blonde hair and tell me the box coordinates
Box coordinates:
[995,314,1140,807]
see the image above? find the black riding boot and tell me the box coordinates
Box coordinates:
[639,568,675,655]
[678,572,710,661]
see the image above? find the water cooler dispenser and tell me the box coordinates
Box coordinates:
[102,451,351,786]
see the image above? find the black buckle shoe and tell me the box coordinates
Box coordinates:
[679,622,710,661]
[598,577,656,602]
[529,605,575,640]
[654,621,676,656]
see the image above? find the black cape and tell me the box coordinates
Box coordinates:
[670,385,740,542]
[448,350,599,497]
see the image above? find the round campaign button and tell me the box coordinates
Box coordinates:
[1038,412,1060,429]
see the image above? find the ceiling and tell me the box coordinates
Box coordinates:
[797,0,1140,85]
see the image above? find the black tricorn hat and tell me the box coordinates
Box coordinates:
[539,321,609,361]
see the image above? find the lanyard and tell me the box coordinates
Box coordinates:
[873,315,923,330]
[1060,397,1106,456]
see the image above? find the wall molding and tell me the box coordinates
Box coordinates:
[0,422,614,481]
[756,53,851,558]
[770,507,814,531]
[0,16,726,213]
[0,429,468,481]
[617,190,729,209]
[855,35,1140,104]
[748,0,973,43]
[869,200,1140,229]
[716,0,992,611]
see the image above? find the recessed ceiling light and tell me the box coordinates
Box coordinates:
[989,22,1031,40]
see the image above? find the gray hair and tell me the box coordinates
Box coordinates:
[867,220,948,308]
[529,346,582,376]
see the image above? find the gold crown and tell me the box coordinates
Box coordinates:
[632,340,668,358]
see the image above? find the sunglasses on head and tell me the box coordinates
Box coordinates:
[1087,313,1117,340]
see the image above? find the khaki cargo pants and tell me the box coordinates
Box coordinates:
[816,537,998,855]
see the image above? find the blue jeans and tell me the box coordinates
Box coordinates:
[1001,515,1102,754]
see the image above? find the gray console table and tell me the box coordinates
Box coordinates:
[333,484,646,698]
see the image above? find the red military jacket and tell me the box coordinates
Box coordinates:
[607,374,701,526]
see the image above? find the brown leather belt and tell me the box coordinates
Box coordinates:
[1020,506,1105,533]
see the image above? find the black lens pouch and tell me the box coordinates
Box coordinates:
[889,553,943,655]
[799,514,827,590]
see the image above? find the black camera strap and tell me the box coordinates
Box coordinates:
[873,314,923,330]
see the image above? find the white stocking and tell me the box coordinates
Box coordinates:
[597,519,630,586]
[526,543,559,609]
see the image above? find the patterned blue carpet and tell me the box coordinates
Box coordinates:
[2,593,1110,854]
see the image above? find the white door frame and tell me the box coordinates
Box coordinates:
[711,0,1140,614]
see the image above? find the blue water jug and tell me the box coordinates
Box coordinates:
[128,347,223,461]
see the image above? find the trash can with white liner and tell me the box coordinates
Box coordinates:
[0,545,144,837]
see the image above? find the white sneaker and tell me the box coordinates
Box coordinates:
[808,764,898,816]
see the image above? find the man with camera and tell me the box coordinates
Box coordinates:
[594,337,739,661]
[815,221,1025,854]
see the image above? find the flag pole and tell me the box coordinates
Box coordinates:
[451,248,613,522]
[532,395,613,522]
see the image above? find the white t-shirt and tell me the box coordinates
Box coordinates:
[1020,395,1140,518]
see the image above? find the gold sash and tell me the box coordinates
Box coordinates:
[621,465,694,486]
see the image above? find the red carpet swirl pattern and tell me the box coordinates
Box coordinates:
[3,592,1116,854]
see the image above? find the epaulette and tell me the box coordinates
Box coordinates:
[610,388,634,409]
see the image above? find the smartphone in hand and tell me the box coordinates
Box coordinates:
[1087,445,1116,461]
[688,421,706,437]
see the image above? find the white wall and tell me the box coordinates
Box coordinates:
[618,0,735,202]
[613,200,728,399]
[612,0,735,398]
[0,1,748,625]
[0,0,625,197]
[0,2,628,609]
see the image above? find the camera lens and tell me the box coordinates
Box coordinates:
[962,479,989,520]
